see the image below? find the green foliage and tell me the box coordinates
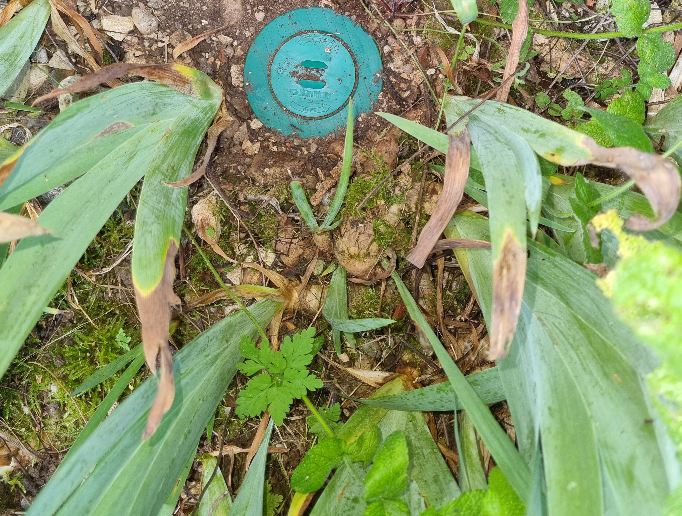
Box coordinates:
[235,329,323,425]
[548,89,584,121]
[291,437,346,492]
[535,92,551,109]
[594,69,632,100]
[610,0,650,37]
[636,34,676,99]
[577,90,646,147]
[364,431,409,503]
[307,403,342,440]
[346,425,381,465]
[265,481,284,516]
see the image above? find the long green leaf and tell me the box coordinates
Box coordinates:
[322,98,353,228]
[26,299,281,516]
[449,211,672,515]
[68,353,145,454]
[0,72,221,379]
[359,367,505,412]
[291,181,319,232]
[325,317,394,333]
[72,344,143,396]
[392,272,531,503]
[229,420,273,516]
[0,0,50,97]
[465,119,527,359]
[322,265,355,353]
[196,455,232,516]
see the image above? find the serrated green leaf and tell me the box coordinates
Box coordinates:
[345,425,381,464]
[574,173,600,206]
[608,89,645,124]
[637,34,676,73]
[291,437,346,493]
[535,92,551,109]
[481,468,525,516]
[611,0,650,37]
[308,403,342,440]
[581,108,654,153]
[268,387,295,426]
[364,431,409,502]
[365,499,410,516]
[239,335,260,361]
[281,327,317,369]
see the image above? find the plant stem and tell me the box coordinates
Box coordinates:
[474,17,682,40]
[301,394,335,438]
[586,180,635,208]
[663,138,682,159]
[182,226,269,343]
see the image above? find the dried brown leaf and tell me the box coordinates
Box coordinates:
[172,23,231,60]
[434,45,455,87]
[53,0,103,58]
[47,1,101,74]
[165,103,233,188]
[407,131,471,268]
[0,149,23,190]
[0,0,31,28]
[495,0,528,103]
[0,211,50,243]
[33,63,196,105]
[489,229,526,360]
[580,141,681,230]
[135,242,181,439]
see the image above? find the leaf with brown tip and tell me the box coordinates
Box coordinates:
[490,229,526,359]
[406,131,470,268]
[0,211,50,243]
[33,63,198,105]
[580,141,681,231]
[135,241,181,439]
[495,0,528,103]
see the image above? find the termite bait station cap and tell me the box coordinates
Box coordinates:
[244,7,383,138]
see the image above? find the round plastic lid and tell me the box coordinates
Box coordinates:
[244,7,383,138]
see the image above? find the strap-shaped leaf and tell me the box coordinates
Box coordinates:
[449,211,672,515]
[0,0,50,97]
[26,299,281,516]
[0,68,221,379]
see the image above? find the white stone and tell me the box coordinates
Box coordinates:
[254,10,265,22]
[101,15,134,42]
[230,64,244,88]
[249,119,263,130]
[131,7,158,35]
[48,50,75,70]
[59,75,81,112]
[35,48,48,64]
[28,65,49,94]
[217,35,233,45]
[148,0,165,8]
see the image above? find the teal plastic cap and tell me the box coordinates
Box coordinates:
[244,7,383,138]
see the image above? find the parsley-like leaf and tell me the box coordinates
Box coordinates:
[236,330,323,425]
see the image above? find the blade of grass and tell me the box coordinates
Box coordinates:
[392,271,531,502]
[322,98,353,228]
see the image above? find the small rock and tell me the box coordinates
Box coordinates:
[249,119,263,130]
[217,35,234,45]
[169,29,191,48]
[28,65,49,94]
[48,49,75,70]
[132,7,158,35]
[254,10,265,22]
[147,0,165,8]
[34,48,48,64]
[242,139,260,156]
[123,51,146,64]
[59,75,81,112]
[233,122,248,143]
[101,15,134,42]
[230,64,244,88]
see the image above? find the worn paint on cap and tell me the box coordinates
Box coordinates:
[244,7,383,138]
